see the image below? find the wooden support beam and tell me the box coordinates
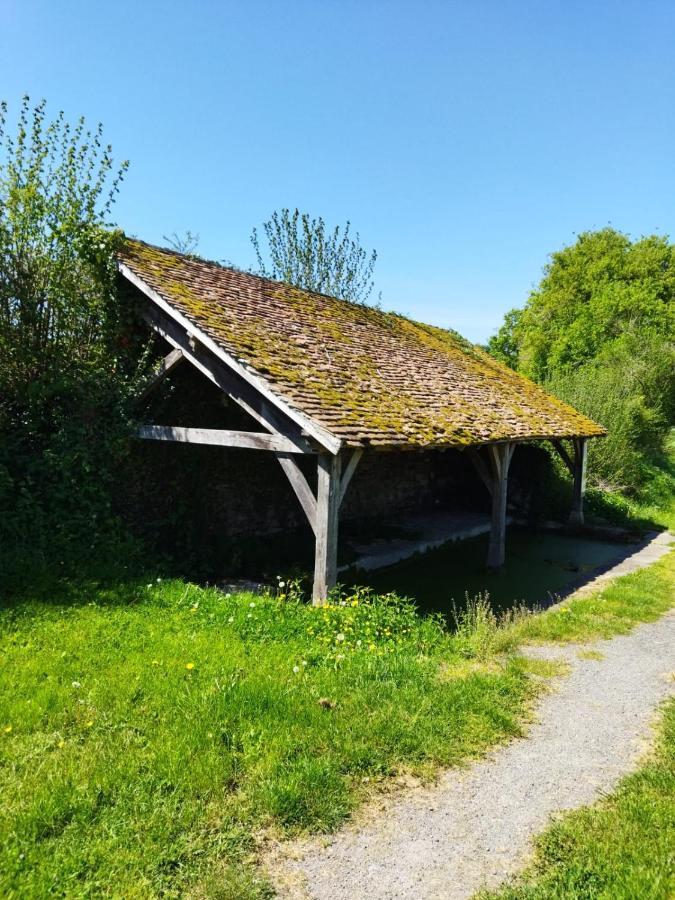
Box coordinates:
[276,454,317,533]
[550,439,574,475]
[313,453,342,605]
[569,437,588,526]
[466,447,493,497]
[338,448,363,508]
[140,304,316,454]
[486,442,515,570]
[123,264,342,454]
[137,425,310,454]
[137,348,184,401]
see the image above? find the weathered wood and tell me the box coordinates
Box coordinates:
[137,425,309,453]
[467,447,493,497]
[276,454,317,533]
[137,348,184,401]
[550,439,574,475]
[313,453,342,605]
[569,437,588,526]
[122,263,342,454]
[140,304,315,454]
[338,448,363,508]
[486,442,514,570]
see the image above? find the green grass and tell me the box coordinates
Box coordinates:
[482,697,675,900]
[1,547,673,898]
[0,581,541,898]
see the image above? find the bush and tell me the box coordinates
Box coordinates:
[544,333,675,494]
[0,97,144,592]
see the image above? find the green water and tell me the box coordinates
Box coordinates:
[348,528,631,616]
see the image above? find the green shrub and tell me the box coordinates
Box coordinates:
[0,97,145,590]
[545,333,675,494]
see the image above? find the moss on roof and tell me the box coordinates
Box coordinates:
[119,239,606,449]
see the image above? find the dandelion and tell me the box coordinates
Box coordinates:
[71,681,81,689]
[336,633,345,642]
[228,616,234,623]
[247,613,253,619]
[156,577,162,583]
[152,659,160,666]
[146,583,153,589]
[3,725,12,734]
[278,581,286,589]
[292,665,300,674]
[302,660,308,666]
[249,602,256,608]
[185,662,195,670]
[58,739,65,748]
[86,720,94,728]
[225,592,232,598]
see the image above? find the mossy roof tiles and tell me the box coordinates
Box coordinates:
[120,239,606,450]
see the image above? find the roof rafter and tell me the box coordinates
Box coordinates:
[120,261,342,455]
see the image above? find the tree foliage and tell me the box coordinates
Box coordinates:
[489,228,675,381]
[0,97,128,401]
[0,97,138,587]
[251,207,378,304]
[487,229,675,495]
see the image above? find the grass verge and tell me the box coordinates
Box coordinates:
[1,546,673,897]
[0,581,539,898]
[482,696,675,900]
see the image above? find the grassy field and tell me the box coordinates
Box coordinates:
[1,550,673,897]
[483,697,675,900]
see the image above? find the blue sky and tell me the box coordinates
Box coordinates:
[2,1,675,342]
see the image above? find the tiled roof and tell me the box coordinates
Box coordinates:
[119,240,606,450]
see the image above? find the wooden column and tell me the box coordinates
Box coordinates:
[487,442,515,570]
[569,437,588,526]
[312,452,342,604]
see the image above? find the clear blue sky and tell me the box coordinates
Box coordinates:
[2,1,675,342]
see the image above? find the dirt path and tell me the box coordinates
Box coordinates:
[269,541,675,900]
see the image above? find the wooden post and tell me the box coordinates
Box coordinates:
[312,453,342,605]
[569,437,588,526]
[486,442,515,571]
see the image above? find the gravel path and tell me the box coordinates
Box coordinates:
[269,541,675,900]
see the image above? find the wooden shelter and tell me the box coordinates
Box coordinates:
[119,239,605,603]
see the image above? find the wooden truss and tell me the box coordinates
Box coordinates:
[129,284,360,604]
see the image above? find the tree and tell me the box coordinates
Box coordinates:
[486,228,675,495]
[0,96,133,586]
[163,229,200,256]
[486,307,522,368]
[500,228,675,381]
[0,96,129,403]
[251,207,378,304]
